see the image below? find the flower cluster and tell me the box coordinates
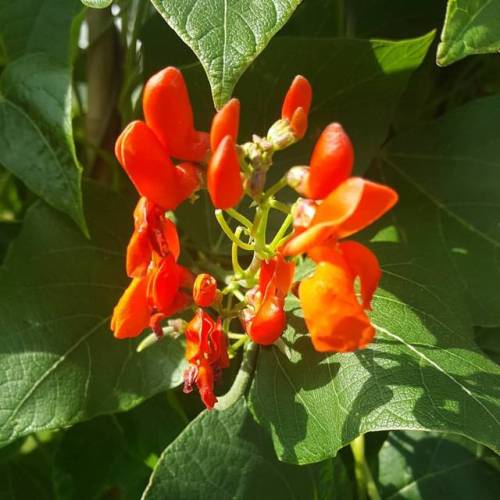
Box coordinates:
[111,66,398,409]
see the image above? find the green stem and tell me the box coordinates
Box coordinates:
[253,205,270,256]
[226,208,253,230]
[350,435,381,500]
[216,342,258,411]
[215,210,254,251]
[269,214,293,250]
[262,176,288,200]
[232,227,245,276]
[270,199,291,214]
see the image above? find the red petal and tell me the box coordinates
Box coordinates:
[307,123,354,200]
[339,241,381,309]
[116,121,183,210]
[196,360,217,410]
[193,273,217,307]
[175,162,201,203]
[111,277,150,339]
[126,228,151,278]
[248,295,286,345]
[210,98,240,151]
[282,75,312,121]
[143,67,208,162]
[147,255,181,313]
[207,135,243,209]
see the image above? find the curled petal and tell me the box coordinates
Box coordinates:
[207,135,243,209]
[111,277,150,339]
[339,241,381,310]
[282,222,336,257]
[143,67,209,161]
[115,121,182,210]
[259,255,295,297]
[147,255,181,313]
[210,98,240,151]
[193,273,218,307]
[196,360,217,410]
[282,75,312,122]
[307,123,354,200]
[299,260,375,352]
[248,295,286,346]
[211,318,230,369]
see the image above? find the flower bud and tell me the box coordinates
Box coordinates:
[281,75,312,123]
[193,273,217,307]
[267,119,296,150]
[286,166,310,196]
[210,98,240,151]
[207,135,243,209]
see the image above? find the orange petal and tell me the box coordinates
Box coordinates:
[282,75,312,122]
[193,273,217,307]
[207,135,243,209]
[111,277,150,339]
[307,123,354,200]
[143,67,208,162]
[290,107,308,140]
[339,241,381,309]
[126,228,151,278]
[174,162,201,203]
[299,260,375,352]
[196,359,217,410]
[210,98,240,151]
[116,121,183,210]
[282,222,336,257]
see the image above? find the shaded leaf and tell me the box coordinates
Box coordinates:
[150,0,303,108]
[0,54,85,231]
[437,0,500,66]
[0,182,185,447]
[377,431,500,499]
[249,245,500,464]
[80,0,113,8]
[382,95,500,325]
[143,398,330,500]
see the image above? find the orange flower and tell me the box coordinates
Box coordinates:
[115,68,204,210]
[193,273,218,307]
[126,197,180,278]
[183,309,229,409]
[210,98,240,151]
[299,242,381,352]
[283,177,398,257]
[243,254,295,345]
[111,255,192,339]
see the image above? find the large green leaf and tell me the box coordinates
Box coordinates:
[143,398,339,500]
[377,431,500,499]
[437,0,500,66]
[184,33,435,176]
[150,0,303,108]
[53,393,186,500]
[249,245,500,464]
[382,95,500,325]
[0,182,185,447]
[0,0,82,64]
[0,54,85,231]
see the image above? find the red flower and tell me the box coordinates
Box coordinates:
[183,309,229,409]
[193,273,218,307]
[281,75,312,139]
[115,68,204,210]
[243,254,295,345]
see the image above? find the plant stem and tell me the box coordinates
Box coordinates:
[269,214,293,250]
[269,199,291,214]
[216,341,258,411]
[232,227,245,276]
[262,176,288,200]
[215,210,254,251]
[350,435,381,500]
[226,208,253,230]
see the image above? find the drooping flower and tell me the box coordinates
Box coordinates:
[242,254,295,345]
[183,309,229,409]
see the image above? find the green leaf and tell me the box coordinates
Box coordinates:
[377,431,500,499]
[150,0,303,108]
[0,0,82,64]
[382,95,500,325]
[249,245,500,464]
[475,327,500,365]
[143,398,329,500]
[437,0,500,66]
[53,393,186,500]
[184,33,435,175]
[0,54,86,231]
[0,182,186,447]
[80,0,113,8]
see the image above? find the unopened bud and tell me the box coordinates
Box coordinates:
[267,119,296,150]
[193,273,218,307]
[291,198,318,229]
[286,166,310,196]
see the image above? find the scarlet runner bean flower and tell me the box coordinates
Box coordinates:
[110,66,399,410]
[183,309,230,409]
